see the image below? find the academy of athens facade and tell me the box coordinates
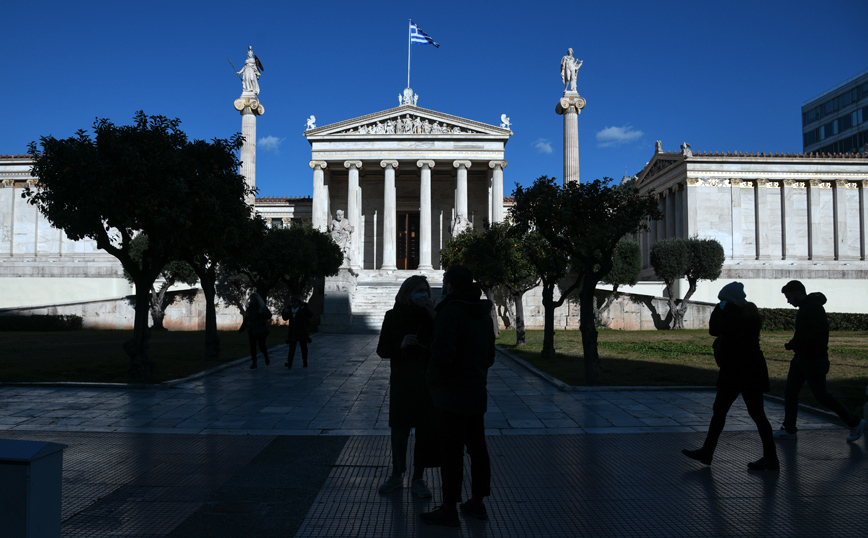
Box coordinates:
[305,102,511,273]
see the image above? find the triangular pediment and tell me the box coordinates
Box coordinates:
[636,152,683,187]
[305,105,511,138]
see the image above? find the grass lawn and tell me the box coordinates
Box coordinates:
[0,329,272,384]
[496,329,868,419]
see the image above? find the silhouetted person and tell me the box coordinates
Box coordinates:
[683,282,778,470]
[421,266,495,527]
[240,292,271,369]
[376,275,440,498]
[774,280,866,442]
[282,297,312,368]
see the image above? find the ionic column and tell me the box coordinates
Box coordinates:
[656,194,666,240]
[666,188,676,238]
[453,161,471,224]
[833,179,849,260]
[489,160,507,224]
[754,180,770,260]
[310,161,328,232]
[674,184,685,238]
[808,180,823,260]
[556,93,586,184]
[781,180,795,260]
[417,160,434,271]
[344,161,363,270]
[380,160,398,271]
[234,97,264,206]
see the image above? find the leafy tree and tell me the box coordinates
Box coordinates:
[173,135,255,359]
[220,222,342,312]
[25,112,238,380]
[441,222,540,345]
[519,230,575,356]
[650,237,725,329]
[596,239,642,326]
[511,176,661,382]
[440,226,504,336]
[125,234,198,331]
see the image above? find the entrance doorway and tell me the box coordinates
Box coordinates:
[397,212,420,270]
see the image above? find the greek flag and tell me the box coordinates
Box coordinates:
[410,21,439,48]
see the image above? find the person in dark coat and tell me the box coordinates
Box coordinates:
[376,275,439,498]
[421,265,495,528]
[281,297,313,369]
[683,282,779,470]
[775,280,866,442]
[239,292,271,369]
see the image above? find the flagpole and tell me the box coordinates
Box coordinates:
[407,19,412,90]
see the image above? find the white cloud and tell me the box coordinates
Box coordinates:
[258,135,285,153]
[533,138,553,154]
[596,125,643,148]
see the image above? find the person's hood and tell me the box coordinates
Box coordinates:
[804,292,827,306]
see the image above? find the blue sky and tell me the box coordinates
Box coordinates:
[3,0,866,198]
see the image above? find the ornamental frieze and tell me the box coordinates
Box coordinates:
[338,114,479,135]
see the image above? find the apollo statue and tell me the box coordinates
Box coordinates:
[560,48,583,93]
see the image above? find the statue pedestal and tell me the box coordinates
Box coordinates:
[319,268,358,333]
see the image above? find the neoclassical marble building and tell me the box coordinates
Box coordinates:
[633,145,868,312]
[304,99,512,272]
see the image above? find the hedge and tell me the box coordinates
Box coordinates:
[759,308,868,331]
[0,314,84,331]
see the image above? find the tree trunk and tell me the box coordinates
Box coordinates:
[149,284,168,331]
[201,268,220,360]
[579,283,600,383]
[541,283,556,358]
[482,286,500,338]
[664,279,681,330]
[512,290,527,347]
[124,283,154,381]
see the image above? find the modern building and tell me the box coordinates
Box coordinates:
[802,69,868,155]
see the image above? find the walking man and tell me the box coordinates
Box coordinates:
[775,280,866,442]
[421,266,495,527]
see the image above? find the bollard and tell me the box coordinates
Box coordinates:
[0,439,67,538]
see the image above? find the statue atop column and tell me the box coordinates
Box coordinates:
[560,48,583,93]
[238,46,263,96]
[330,210,355,265]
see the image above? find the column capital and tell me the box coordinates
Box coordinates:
[380,160,399,170]
[417,160,435,169]
[556,94,586,115]
[344,160,363,170]
[489,160,508,170]
[234,97,265,116]
[453,160,472,170]
[309,160,328,170]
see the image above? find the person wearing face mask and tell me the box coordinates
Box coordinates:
[376,275,440,498]
[281,297,312,368]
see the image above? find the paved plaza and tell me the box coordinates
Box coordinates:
[1,334,865,537]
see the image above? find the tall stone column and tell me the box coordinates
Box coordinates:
[489,160,507,224]
[808,180,823,260]
[380,160,398,271]
[344,161,362,270]
[234,96,265,205]
[417,160,434,271]
[453,161,471,224]
[833,179,849,260]
[754,180,770,260]
[310,161,328,231]
[782,180,795,260]
[556,93,586,184]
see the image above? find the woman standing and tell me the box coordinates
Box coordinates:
[376,275,440,497]
[683,282,779,470]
